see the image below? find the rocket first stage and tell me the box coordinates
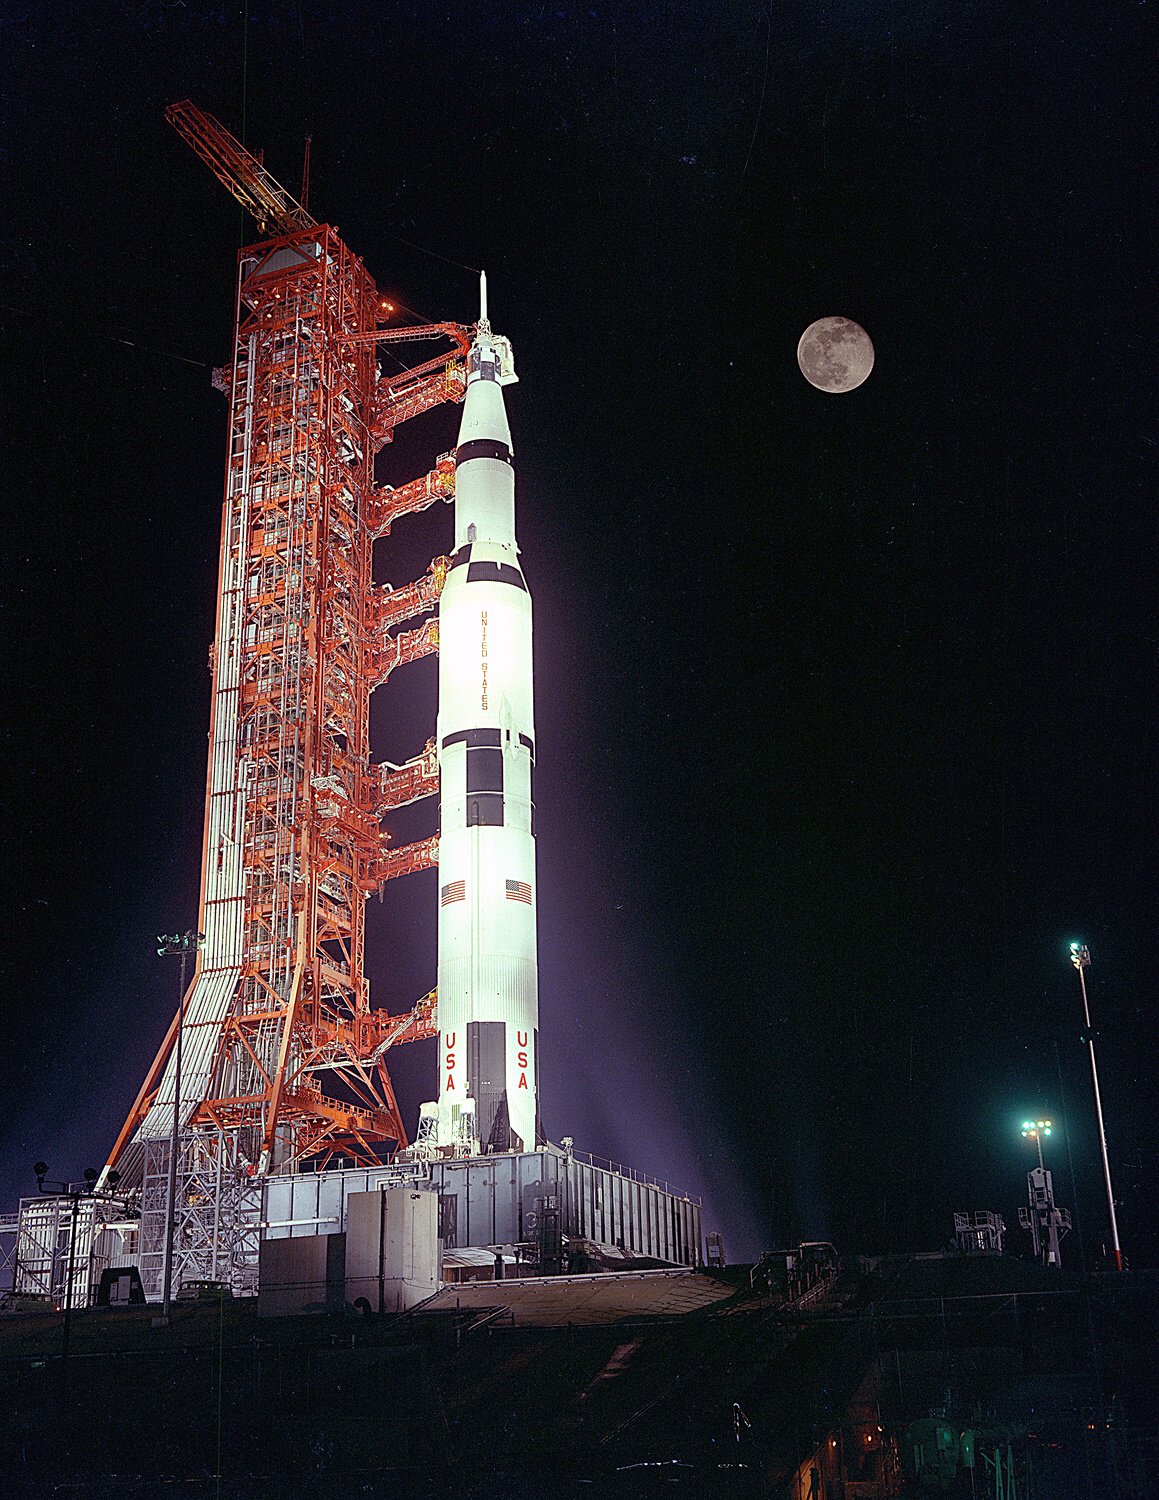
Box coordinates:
[429,276,539,1155]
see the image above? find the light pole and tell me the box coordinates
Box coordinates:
[156,931,203,1322]
[32,1162,122,1426]
[1020,1118,1053,1171]
[1016,1119,1070,1267]
[1069,942,1123,1271]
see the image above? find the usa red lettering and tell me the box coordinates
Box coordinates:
[517,1073,528,1089]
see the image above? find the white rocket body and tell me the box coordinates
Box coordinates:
[435,297,538,1153]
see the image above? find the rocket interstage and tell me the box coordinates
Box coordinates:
[434,298,539,1155]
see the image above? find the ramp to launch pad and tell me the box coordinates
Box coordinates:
[409,1267,737,1327]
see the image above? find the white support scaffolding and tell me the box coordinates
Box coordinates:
[138,1129,263,1300]
[11,1195,139,1310]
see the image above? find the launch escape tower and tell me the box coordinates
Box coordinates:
[102,102,477,1294]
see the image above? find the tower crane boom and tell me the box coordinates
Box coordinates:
[165,99,316,236]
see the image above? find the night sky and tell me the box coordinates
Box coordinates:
[1,1,1154,1266]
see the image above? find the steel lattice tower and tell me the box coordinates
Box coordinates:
[103,104,470,1293]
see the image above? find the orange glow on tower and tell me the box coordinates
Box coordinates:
[107,105,470,1223]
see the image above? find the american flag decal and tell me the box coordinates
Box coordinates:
[505,879,533,904]
[441,880,466,905]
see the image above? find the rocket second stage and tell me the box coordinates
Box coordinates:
[434,281,539,1154]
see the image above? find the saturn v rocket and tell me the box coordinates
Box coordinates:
[427,276,539,1155]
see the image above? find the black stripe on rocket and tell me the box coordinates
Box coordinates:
[466,741,504,826]
[447,547,526,590]
[457,437,513,466]
[442,730,533,829]
[442,726,534,758]
[465,1020,532,1152]
[443,726,501,749]
[467,560,526,590]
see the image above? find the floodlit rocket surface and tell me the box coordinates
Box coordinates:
[434,285,538,1155]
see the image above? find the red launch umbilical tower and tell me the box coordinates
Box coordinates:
[105,104,467,1290]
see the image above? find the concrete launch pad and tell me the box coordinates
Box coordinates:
[256,1149,702,1316]
[263,1146,702,1275]
[9,1145,703,1310]
[264,1147,700,1265]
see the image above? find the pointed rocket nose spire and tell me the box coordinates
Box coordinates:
[478,268,489,332]
[464,270,516,388]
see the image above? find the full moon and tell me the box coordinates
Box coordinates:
[797,316,875,393]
